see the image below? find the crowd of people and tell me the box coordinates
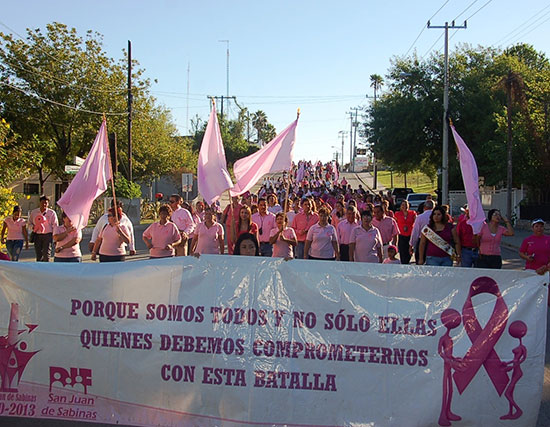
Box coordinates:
[1,161,550,274]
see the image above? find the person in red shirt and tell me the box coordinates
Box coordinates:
[456,207,479,267]
[519,219,550,273]
[394,201,416,264]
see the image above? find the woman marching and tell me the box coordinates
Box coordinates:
[394,200,416,264]
[142,204,182,259]
[91,207,131,262]
[233,205,259,246]
[53,212,82,263]
[191,207,224,255]
[270,212,297,258]
[418,206,461,267]
[475,209,514,269]
[349,210,383,263]
[1,206,28,261]
[304,206,340,261]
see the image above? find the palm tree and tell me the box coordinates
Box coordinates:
[370,74,384,101]
[252,110,268,146]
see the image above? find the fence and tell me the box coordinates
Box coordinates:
[449,187,524,220]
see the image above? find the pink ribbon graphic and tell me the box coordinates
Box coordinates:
[453,276,510,396]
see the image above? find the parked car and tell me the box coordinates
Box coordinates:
[391,188,414,209]
[405,193,432,210]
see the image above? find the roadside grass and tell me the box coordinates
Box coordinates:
[376,171,437,194]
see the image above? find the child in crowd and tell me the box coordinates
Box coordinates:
[383,245,401,264]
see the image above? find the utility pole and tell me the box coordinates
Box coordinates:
[338,131,347,168]
[428,20,467,204]
[186,62,190,135]
[350,107,360,172]
[207,95,237,120]
[506,71,514,220]
[127,40,133,182]
[219,40,230,113]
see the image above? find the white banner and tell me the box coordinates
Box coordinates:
[0,257,546,426]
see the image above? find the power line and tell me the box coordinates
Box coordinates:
[464,0,493,21]
[453,0,479,21]
[404,0,451,56]
[0,57,126,95]
[0,22,125,93]
[508,12,550,45]
[0,81,128,116]
[496,5,550,46]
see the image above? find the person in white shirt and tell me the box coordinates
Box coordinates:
[89,201,136,256]
[409,199,434,264]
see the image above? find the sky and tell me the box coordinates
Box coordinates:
[2,0,550,164]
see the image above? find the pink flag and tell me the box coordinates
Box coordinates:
[451,124,485,234]
[57,119,112,230]
[197,105,233,204]
[230,119,298,196]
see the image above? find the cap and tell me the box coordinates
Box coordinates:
[460,204,468,212]
[388,245,398,252]
[531,218,545,226]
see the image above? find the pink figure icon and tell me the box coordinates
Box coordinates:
[500,320,527,420]
[439,309,465,426]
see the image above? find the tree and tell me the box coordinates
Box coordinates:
[364,44,550,197]
[0,22,192,190]
[370,74,384,100]
[191,108,262,167]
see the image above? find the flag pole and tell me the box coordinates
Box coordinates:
[104,114,119,222]
[284,108,300,214]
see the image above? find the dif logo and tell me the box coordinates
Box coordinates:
[49,367,92,394]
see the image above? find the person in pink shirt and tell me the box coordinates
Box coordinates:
[331,201,345,229]
[29,195,59,262]
[304,207,339,260]
[53,212,82,262]
[169,194,195,256]
[292,198,319,259]
[142,204,182,259]
[191,207,224,255]
[349,210,383,263]
[336,206,359,261]
[372,205,399,256]
[1,206,29,261]
[251,198,277,257]
[270,212,297,258]
[222,196,242,255]
[475,209,514,269]
[519,218,550,273]
[91,207,131,262]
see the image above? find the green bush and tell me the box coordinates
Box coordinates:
[106,173,142,199]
